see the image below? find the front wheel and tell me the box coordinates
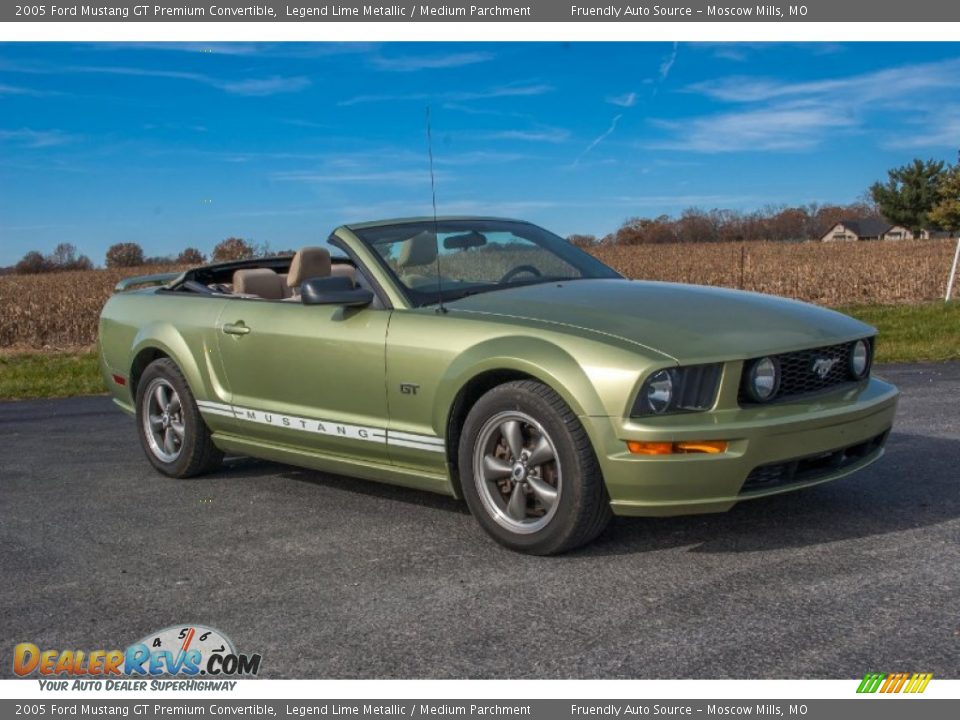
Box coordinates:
[135,358,223,478]
[458,380,611,555]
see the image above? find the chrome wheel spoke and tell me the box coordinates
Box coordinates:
[527,475,558,509]
[154,384,169,411]
[527,434,555,467]
[142,379,184,463]
[506,481,527,521]
[474,410,562,535]
[482,455,512,482]
[500,420,524,461]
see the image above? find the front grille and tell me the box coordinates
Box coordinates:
[740,430,889,494]
[739,339,871,405]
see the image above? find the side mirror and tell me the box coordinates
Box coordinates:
[300,276,374,307]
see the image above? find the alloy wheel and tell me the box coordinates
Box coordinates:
[472,411,562,534]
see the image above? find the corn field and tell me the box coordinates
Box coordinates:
[0,265,185,350]
[0,239,955,350]
[590,239,956,307]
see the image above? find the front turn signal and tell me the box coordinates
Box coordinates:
[627,440,728,455]
[626,441,674,455]
[674,441,728,454]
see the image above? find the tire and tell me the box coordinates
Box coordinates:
[458,380,611,555]
[135,358,223,478]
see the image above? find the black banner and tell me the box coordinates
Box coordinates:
[5,1,960,23]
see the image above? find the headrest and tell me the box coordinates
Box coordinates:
[232,268,285,299]
[397,231,438,268]
[288,246,332,288]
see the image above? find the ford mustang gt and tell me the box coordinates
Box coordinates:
[98,217,898,554]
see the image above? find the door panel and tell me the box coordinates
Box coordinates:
[215,299,391,463]
[383,310,460,473]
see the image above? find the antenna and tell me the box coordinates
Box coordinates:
[425,106,447,314]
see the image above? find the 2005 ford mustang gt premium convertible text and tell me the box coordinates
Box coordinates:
[99,217,899,554]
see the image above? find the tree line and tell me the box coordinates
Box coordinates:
[571,155,960,246]
[11,237,282,275]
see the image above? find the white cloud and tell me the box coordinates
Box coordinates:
[370,51,494,72]
[272,169,436,184]
[481,128,570,143]
[660,42,679,81]
[0,128,74,148]
[66,64,310,96]
[338,82,551,107]
[885,109,960,149]
[217,76,311,96]
[685,58,960,104]
[574,114,623,166]
[648,103,856,153]
[607,92,637,108]
[0,83,48,96]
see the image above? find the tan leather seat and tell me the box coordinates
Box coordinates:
[277,273,294,298]
[397,231,439,287]
[330,264,357,286]
[398,231,437,269]
[232,268,285,300]
[287,247,332,291]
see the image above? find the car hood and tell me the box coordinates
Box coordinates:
[446,279,874,362]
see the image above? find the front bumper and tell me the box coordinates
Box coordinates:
[588,376,899,517]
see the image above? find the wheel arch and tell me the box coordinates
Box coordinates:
[129,347,171,396]
[436,337,608,491]
[128,323,213,401]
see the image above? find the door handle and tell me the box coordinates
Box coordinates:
[222,321,250,336]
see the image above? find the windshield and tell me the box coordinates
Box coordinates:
[351,219,621,307]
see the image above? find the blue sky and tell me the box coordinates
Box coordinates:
[1,41,959,265]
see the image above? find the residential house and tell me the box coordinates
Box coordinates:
[820,218,935,242]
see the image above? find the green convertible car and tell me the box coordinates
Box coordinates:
[99,217,899,554]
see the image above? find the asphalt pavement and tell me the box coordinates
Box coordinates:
[1,362,958,678]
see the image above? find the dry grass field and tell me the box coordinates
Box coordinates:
[0,239,957,351]
[589,238,957,307]
[0,264,186,350]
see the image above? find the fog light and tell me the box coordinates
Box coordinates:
[747,357,779,402]
[849,339,870,379]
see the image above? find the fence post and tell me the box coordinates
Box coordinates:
[947,236,960,302]
[739,242,745,290]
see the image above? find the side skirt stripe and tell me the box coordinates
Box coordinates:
[196,400,444,453]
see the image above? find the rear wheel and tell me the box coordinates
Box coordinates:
[135,358,223,478]
[458,380,611,554]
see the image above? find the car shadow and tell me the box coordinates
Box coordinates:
[578,431,960,557]
[216,455,469,514]
[212,431,959,555]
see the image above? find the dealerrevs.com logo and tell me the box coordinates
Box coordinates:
[14,625,261,689]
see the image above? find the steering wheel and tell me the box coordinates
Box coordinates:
[499,264,542,283]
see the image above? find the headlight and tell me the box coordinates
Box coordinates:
[632,364,722,417]
[849,339,871,379]
[643,369,674,414]
[746,357,779,402]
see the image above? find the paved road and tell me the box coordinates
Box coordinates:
[2,363,958,679]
